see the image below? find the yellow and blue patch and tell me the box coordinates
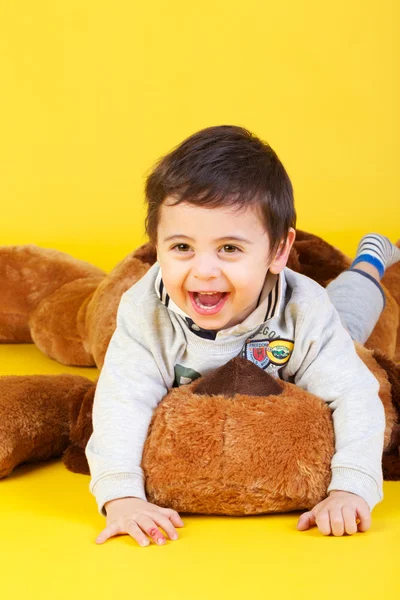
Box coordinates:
[243,338,294,370]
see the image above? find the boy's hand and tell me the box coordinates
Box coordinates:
[296,490,371,536]
[96,497,184,546]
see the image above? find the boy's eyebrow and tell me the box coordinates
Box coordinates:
[163,234,253,244]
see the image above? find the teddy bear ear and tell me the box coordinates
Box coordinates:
[193,356,284,398]
[62,382,97,476]
[67,382,97,447]
[132,242,157,265]
[292,229,351,287]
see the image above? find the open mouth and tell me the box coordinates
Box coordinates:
[188,291,229,315]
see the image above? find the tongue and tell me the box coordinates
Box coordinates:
[197,292,224,307]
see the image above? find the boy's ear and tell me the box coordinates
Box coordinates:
[269,228,296,274]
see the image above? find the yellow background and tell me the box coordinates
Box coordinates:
[0,1,398,271]
[0,2,399,599]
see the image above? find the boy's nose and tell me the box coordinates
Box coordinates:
[191,254,220,279]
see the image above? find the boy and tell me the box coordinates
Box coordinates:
[86,125,400,546]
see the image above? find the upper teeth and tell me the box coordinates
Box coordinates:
[200,292,217,295]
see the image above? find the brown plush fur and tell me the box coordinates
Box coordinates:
[83,256,153,369]
[142,359,336,514]
[30,278,103,366]
[0,245,104,346]
[0,231,399,515]
[286,230,352,287]
[0,374,93,478]
[372,350,400,479]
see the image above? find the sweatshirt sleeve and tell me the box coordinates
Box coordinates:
[85,292,169,516]
[286,291,385,510]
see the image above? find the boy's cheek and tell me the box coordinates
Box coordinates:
[162,270,187,295]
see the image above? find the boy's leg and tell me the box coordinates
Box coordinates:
[326,234,400,344]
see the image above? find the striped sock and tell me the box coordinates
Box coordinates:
[351,233,400,278]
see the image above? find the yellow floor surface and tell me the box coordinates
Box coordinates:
[1,344,399,600]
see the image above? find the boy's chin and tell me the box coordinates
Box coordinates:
[190,313,236,332]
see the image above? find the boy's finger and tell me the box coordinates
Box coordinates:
[342,506,358,535]
[160,507,185,527]
[356,506,372,532]
[136,515,167,544]
[152,513,180,541]
[315,510,331,536]
[125,521,150,547]
[297,511,316,530]
[96,523,120,544]
[329,508,345,537]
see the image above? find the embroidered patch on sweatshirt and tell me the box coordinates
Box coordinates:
[240,337,294,370]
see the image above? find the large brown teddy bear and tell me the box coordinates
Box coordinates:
[0,231,399,515]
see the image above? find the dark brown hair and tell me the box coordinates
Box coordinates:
[144,125,296,258]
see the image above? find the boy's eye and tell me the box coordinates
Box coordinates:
[221,245,240,253]
[172,243,191,252]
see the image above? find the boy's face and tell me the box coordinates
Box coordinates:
[156,199,295,331]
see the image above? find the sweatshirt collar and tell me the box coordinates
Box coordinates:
[154,265,285,341]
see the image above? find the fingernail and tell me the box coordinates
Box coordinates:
[171,533,178,540]
[140,540,150,547]
[157,537,166,545]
